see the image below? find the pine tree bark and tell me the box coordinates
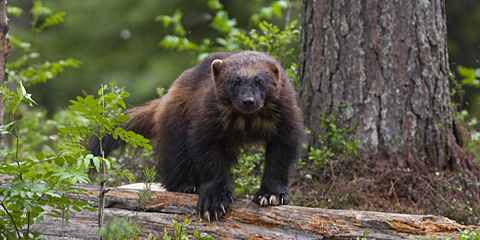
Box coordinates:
[298,0,479,174]
[0,0,11,155]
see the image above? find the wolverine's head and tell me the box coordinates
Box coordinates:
[211,51,282,114]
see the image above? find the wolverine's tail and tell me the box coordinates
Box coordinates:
[87,98,161,159]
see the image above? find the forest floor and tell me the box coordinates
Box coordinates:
[290,155,480,226]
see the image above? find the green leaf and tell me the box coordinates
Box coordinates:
[12,179,29,190]
[42,12,66,28]
[208,0,223,11]
[457,65,479,87]
[260,7,273,19]
[36,152,45,161]
[103,158,111,170]
[271,1,285,19]
[120,91,130,98]
[156,15,172,27]
[54,156,64,167]
[92,157,100,172]
[475,68,480,77]
[117,99,126,109]
[7,6,24,17]
[35,214,45,224]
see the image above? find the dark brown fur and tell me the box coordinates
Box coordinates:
[88,51,304,220]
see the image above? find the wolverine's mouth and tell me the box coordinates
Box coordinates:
[236,103,263,114]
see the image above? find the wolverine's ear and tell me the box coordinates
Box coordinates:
[211,59,223,87]
[211,59,223,77]
[269,62,281,84]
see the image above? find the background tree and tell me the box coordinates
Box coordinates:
[298,0,480,223]
[0,0,9,152]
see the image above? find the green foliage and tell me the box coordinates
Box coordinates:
[156,9,197,51]
[63,81,152,162]
[0,4,98,237]
[157,86,166,97]
[458,230,480,240]
[457,109,480,161]
[137,166,156,208]
[163,218,214,240]
[0,82,96,239]
[445,68,480,226]
[353,230,480,240]
[7,109,56,160]
[0,81,149,239]
[157,0,299,81]
[351,230,480,240]
[6,6,24,17]
[97,217,142,240]
[232,20,299,61]
[414,230,480,240]
[308,145,334,167]
[96,167,158,240]
[231,148,264,198]
[250,0,288,24]
[308,110,359,167]
[457,65,480,87]
[351,232,375,240]
[454,66,480,162]
[30,0,65,33]
[1,3,153,238]
[6,1,81,87]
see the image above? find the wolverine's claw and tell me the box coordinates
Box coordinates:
[260,196,268,206]
[204,211,211,223]
[269,195,279,206]
[221,204,226,214]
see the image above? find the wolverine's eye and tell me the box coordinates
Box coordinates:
[256,77,264,87]
[232,77,240,87]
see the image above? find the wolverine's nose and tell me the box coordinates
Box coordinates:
[242,97,255,106]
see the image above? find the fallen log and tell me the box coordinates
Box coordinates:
[13,181,477,240]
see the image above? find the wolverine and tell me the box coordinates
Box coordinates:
[88,51,304,220]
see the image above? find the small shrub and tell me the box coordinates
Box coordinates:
[231,148,264,198]
[97,217,142,240]
[307,106,360,168]
[163,218,214,240]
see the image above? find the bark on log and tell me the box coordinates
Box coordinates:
[13,181,478,240]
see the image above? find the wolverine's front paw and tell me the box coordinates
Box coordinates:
[196,189,233,222]
[252,189,289,206]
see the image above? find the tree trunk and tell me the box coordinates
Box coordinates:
[298,0,479,174]
[0,0,10,156]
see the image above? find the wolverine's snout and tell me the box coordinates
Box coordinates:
[242,97,255,106]
[239,96,257,112]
